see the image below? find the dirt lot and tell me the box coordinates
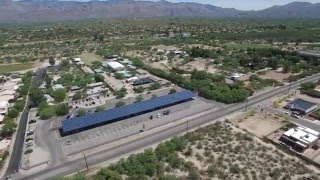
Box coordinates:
[232,110,286,138]
[0,62,42,73]
[179,58,217,74]
[260,70,291,82]
[79,52,104,65]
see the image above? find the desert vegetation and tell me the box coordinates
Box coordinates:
[56,122,320,180]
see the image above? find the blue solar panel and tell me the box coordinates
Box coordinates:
[61,90,194,134]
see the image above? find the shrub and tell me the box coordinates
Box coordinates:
[115,101,125,107]
[8,109,19,118]
[55,104,69,116]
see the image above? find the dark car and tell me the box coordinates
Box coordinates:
[28,119,36,124]
[163,110,170,115]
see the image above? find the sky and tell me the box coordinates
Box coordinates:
[42,0,320,10]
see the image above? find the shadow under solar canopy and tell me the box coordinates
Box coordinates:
[60,90,195,136]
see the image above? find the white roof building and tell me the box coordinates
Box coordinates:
[0,115,4,123]
[0,89,15,96]
[0,95,15,102]
[87,82,104,88]
[280,126,320,151]
[0,101,9,115]
[73,58,82,62]
[73,58,84,65]
[86,87,108,96]
[52,84,64,91]
[106,61,125,71]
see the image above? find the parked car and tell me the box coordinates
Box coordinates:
[28,119,36,124]
[157,113,160,118]
[163,110,170,115]
[27,130,34,136]
[24,149,33,154]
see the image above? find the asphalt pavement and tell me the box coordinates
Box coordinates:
[8,74,320,180]
[4,69,44,176]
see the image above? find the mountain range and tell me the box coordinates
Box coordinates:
[0,0,320,22]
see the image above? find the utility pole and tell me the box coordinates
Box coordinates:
[186,120,189,133]
[245,98,249,111]
[287,82,291,94]
[83,153,89,171]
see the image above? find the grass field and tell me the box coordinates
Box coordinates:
[0,63,34,73]
[79,52,104,65]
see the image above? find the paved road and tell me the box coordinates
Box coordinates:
[4,69,44,176]
[266,107,320,132]
[9,74,320,180]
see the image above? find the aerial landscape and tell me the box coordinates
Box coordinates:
[0,0,320,179]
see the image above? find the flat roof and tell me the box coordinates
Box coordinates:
[87,82,104,88]
[107,61,125,69]
[286,99,317,111]
[284,127,318,145]
[0,101,9,107]
[61,90,194,135]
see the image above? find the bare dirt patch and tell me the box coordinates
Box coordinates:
[232,110,286,137]
[79,52,104,65]
[260,70,291,82]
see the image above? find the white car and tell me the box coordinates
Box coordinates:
[285,110,290,114]
[157,113,160,118]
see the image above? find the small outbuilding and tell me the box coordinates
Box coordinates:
[285,99,318,115]
[106,62,125,71]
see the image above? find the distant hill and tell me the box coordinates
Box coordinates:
[0,0,319,22]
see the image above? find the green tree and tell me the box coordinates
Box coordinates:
[0,121,17,137]
[149,82,162,90]
[39,107,55,120]
[94,168,122,180]
[55,104,69,116]
[115,101,125,107]
[29,87,44,106]
[94,74,105,82]
[115,88,127,99]
[134,86,144,93]
[169,89,177,94]
[8,109,19,118]
[72,92,82,100]
[52,88,67,102]
[77,109,86,116]
[135,95,144,102]
[268,58,279,70]
[91,61,102,69]
[13,99,25,112]
[96,106,105,112]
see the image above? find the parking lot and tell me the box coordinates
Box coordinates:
[60,97,214,156]
[21,109,50,170]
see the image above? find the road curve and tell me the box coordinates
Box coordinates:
[11,74,320,180]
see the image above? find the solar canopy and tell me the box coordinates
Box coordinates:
[61,90,194,135]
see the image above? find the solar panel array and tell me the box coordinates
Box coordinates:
[61,90,194,134]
